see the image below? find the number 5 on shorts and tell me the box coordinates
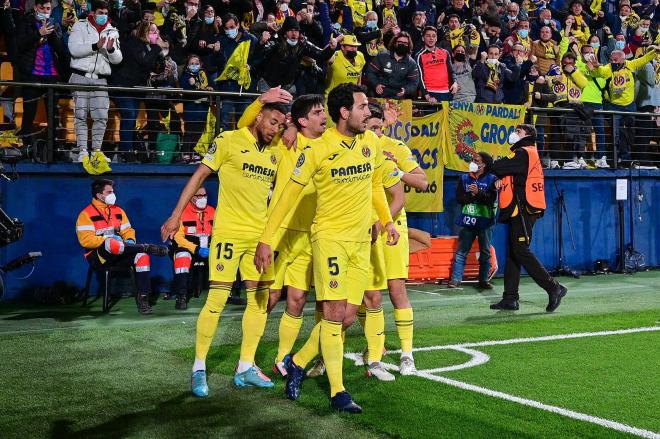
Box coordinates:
[328,256,339,276]
[216,242,234,259]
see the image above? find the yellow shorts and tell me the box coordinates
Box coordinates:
[312,239,369,306]
[367,235,387,291]
[272,228,313,291]
[209,235,274,283]
[382,222,409,280]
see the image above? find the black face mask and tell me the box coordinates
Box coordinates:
[394,44,409,56]
[344,50,357,59]
[611,62,624,71]
[454,53,466,62]
[527,75,538,82]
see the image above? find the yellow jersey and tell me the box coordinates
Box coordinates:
[269,133,318,232]
[347,0,372,28]
[292,127,385,243]
[325,50,366,97]
[594,50,656,106]
[379,135,420,226]
[202,127,281,238]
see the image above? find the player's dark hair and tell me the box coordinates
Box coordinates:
[291,94,325,129]
[367,102,384,121]
[327,83,367,124]
[92,179,114,198]
[261,102,288,117]
[516,123,537,138]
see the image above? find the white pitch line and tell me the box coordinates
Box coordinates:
[417,372,660,439]
[383,326,660,355]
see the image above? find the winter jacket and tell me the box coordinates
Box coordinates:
[257,36,334,88]
[365,51,420,98]
[15,12,69,78]
[68,18,122,77]
[472,60,517,104]
[109,36,162,87]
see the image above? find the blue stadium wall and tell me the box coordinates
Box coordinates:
[1,164,658,300]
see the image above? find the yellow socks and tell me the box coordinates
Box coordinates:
[357,303,367,328]
[195,284,231,361]
[239,286,269,364]
[276,311,303,363]
[320,319,345,397]
[394,307,414,354]
[293,321,321,368]
[365,307,385,364]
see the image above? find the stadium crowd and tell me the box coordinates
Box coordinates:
[0,0,659,167]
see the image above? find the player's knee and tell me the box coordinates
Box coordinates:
[174,251,192,274]
[134,253,150,272]
[364,291,382,309]
[286,292,306,316]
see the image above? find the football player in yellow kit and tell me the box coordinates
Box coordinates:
[254,83,398,413]
[161,96,290,397]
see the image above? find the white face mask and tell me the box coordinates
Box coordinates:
[638,27,649,34]
[104,193,117,205]
[468,162,479,173]
[508,131,521,145]
[195,197,208,209]
[486,58,498,65]
[619,15,627,21]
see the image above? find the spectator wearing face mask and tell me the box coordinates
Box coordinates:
[275,0,295,25]
[450,44,476,103]
[51,0,92,46]
[68,0,122,163]
[325,34,366,97]
[354,10,392,64]
[473,45,516,103]
[365,31,420,98]
[404,11,426,53]
[110,21,165,160]
[180,54,213,162]
[15,0,69,146]
[478,15,503,54]
[440,14,480,53]
[503,18,531,56]
[627,16,653,55]
[500,1,524,40]
[530,8,561,42]
[501,43,528,104]
[187,5,222,79]
[600,2,635,37]
[448,152,497,290]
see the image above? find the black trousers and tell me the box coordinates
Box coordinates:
[20,75,59,139]
[85,244,151,295]
[503,211,558,299]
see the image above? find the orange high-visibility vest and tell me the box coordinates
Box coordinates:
[499,146,546,212]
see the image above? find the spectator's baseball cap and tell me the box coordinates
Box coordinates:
[282,16,300,32]
[341,35,361,46]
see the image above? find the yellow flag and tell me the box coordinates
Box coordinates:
[216,40,252,90]
[194,109,218,156]
[82,151,112,175]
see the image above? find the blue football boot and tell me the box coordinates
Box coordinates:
[331,391,362,414]
[191,370,209,397]
[285,355,305,400]
[234,366,275,388]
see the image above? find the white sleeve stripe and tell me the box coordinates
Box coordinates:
[76,225,96,231]
[120,222,131,230]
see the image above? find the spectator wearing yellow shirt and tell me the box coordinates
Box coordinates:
[325,34,366,97]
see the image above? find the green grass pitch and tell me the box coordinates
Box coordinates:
[0,271,658,438]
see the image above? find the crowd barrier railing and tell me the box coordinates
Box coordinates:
[0,80,658,169]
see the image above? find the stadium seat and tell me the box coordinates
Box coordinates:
[0,62,12,81]
[408,236,498,283]
[81,265,136,313]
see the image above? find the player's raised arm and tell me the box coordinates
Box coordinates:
[161,164,213,241]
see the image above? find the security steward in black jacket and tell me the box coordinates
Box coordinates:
[490,124,567,312]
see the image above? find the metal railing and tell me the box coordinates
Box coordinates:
[0,80,658,169]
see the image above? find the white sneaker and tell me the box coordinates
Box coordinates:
[76,150,89,163]
[562,160,581,169]
[549,160,560,169]
[595,156,610,169]
[577,157,588,169]
[306,358,326,378]
[366,362,396,381]
[633,164,658,170]
[399,356,417,375]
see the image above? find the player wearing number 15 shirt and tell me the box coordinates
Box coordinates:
[160,102,287,398]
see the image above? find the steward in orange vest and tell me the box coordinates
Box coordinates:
[169,188,215,310]
[489,124,567,312]
[76,179,167,314]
